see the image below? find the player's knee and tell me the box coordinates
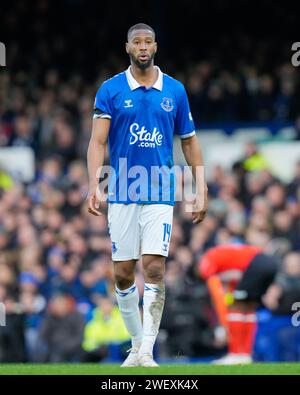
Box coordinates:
[144,261,164,283]
[114,268,135,289]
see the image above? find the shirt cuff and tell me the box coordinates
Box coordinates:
[93,113,112,120]
[179,130,195,139]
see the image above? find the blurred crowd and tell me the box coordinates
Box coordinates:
[1,0,300,363]
[1,142,300,361]
[1,61,300,158]
[1,0,300,144]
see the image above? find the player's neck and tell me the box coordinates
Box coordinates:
[130,64,158,88]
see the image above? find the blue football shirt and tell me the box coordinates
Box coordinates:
[93,66,195,205]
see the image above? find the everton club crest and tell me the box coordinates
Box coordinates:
[161,97,174,112]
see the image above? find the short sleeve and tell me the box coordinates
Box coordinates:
[174,86,195,139]
[93,82,112,120]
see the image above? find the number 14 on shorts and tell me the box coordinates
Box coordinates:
[163,223,171,252]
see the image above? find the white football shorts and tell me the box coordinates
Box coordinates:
[107,203,174,261]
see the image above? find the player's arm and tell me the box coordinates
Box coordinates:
[86,118,110,216]
[181,135,208,223]
[207,275,228,328]
[262,284,283,310]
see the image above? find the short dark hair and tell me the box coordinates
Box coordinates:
[127,23,155,41]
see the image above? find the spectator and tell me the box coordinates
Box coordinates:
[0,166,14,191]
[242,142,269,173]
[0,292,27,362]
[81,296,130,362]
[36,294,85,362]
[262,252,300,314]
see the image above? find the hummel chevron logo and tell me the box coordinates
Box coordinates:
[124,99,133,108]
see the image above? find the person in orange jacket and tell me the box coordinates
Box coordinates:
[198,244,278,364]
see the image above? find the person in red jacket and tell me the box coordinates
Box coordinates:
[198,244,278,364]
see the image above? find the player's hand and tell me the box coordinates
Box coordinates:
[192,186,208,224]
[261,284,281,311]
[86,188,102,216]
[262,292,279,310]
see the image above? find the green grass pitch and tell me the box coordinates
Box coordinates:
[0,363,299,375]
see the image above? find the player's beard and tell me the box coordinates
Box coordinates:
[129,51,155,70]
